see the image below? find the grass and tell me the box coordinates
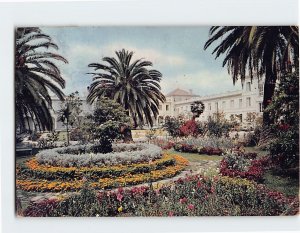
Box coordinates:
[166,149,222,163]
[262,169,299,197]
[244,146,269,157]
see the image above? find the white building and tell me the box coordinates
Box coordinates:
[157,78,264,126]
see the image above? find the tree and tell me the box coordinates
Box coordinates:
[265,70,299,170]
[15,27,68,133]
[58,91,82,145]
[190,101,205,120]
[83,97,130,153]
[87,49,166,128]
[204,26,299,125]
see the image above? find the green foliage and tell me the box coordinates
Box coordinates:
[163,116,182,138]
[15,27,67,133]
[52,184,102,217]
[265,71,299,169]
[87,49,166,127]
[37,131,59,149]
[207,117,232,138]
[83,97,130,153]
[190,101,205,119]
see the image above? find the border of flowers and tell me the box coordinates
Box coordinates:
[18,154,177,180]
[16,154,189,192]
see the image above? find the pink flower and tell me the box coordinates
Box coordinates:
[168,211,174,217]
[117,193,123,202]
[187,204,194,211]
[210,187,215,193]
[179,197,187,204]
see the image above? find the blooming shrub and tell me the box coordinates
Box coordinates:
[36,143,162,167]
[174,137,233,155]
[220,150,268,182]
[150,139,175,150]
[22,175,298,217]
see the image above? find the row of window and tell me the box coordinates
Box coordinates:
[207,97,252,111]
[160,98,264,113]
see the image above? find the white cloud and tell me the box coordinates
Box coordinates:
[160,70,240,96]
[101,42,186,67]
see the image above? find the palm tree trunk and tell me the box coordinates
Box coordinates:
[262,68,276,126]
[66,118,70,145]
[123,111,133,142]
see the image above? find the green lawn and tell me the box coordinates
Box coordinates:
[263,170,299,197]
[166,149,222,163]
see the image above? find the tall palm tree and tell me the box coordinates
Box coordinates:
[15,27,68,132]
[87,49,166,128]
[204,26,299,125]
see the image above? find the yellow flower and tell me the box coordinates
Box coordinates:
[118,206,123,212]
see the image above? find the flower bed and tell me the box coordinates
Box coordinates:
[22,175,298,217]
[219,150,269,182]
[18,154,177,181]
[16,154,189,192]
[173,137,233,155]
[36,143,162,167]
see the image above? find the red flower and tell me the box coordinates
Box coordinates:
[179,197,187,204]
[187,204,194,211]
[197,181,202,188]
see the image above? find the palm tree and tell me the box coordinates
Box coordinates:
[15,27,68,132]
[87,49,166,128]
[204,26,299,125]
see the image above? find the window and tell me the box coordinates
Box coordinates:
[246,97,251,107]
[230,100,234,108]
[246,82,251,91]
[166,105,169,111]
[208,103,211,111]
[159,105,162,110]
[222,101,226,109]
[215,102,218,111]
[239,99,242,108]
[259,102,263,112]
[185,106,188,110]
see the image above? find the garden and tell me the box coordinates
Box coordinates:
[15,26,299,217]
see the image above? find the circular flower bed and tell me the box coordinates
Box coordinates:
[36,143,162,167]
[16,143,189,192]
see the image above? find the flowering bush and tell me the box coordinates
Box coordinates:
[150,139,175,150]
[22,175,298,217]
[220,150,268,182]
[173,137,233,155]
[36,143,162,167]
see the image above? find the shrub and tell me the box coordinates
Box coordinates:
[82,97,130,153]
[163,117,182,138]
[220,150,268,182]
[23,175,298,216]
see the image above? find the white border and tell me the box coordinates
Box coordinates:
[0,1,299,233]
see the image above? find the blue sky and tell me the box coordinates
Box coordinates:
[42,26,240,97]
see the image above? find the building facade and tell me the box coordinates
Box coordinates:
[157,78,264,126]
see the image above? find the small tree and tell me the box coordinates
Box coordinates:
[58,91,82,145]
[83,97,130,153]
[163,116,182,138]
[190,101,205,120]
